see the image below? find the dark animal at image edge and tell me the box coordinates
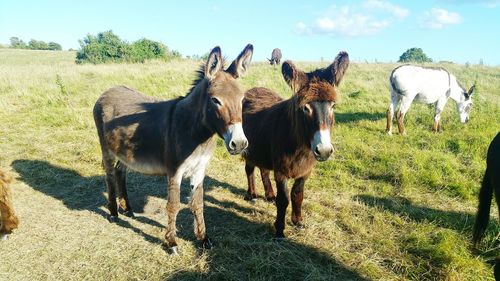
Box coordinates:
[268,48,282,66]
[0,169,19,240]
[93,44,253,254]
[473,132,500,280]
[242,51,349,239]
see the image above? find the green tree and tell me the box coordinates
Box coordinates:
[398,48,432,63]
[48,42,62,51]
[76,30,178,64]
[10,37,27,49]
[29,39,49,50]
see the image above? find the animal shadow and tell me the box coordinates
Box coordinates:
[354,194,500,236]
[12,159,164,243]
[12,159,368,280]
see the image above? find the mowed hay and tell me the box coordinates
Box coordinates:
[0,49,499,280]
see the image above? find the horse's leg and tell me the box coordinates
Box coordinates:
[244,162,257,201]
[102,151,119,221]
[291,177,306,228]
[164,173,182,255]
[115,161,133,217]
[260,168,275,201]
[433,96,447,132]
[274,172,290,240]
[386,90,399,134]
[0,179,19,239]
[397,95,414,135]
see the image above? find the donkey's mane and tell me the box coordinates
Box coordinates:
[296,78,337,106]
[186,58,227,97]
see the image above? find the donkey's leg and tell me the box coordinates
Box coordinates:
[433,96,447,132]
[397,95,414,135]
[115,161,133,217]
[291,177,306,228]
[244,162,257,201]
[164,173,182,255]
[260,168,275,201]
[102,152,119,221]
[274,173,290,240]
[386,91,399,134]
[188,166,213,249]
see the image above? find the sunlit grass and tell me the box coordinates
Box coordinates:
[1,49,499,280]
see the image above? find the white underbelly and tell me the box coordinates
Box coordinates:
[115,154,166,175]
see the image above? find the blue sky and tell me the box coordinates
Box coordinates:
[1,0,499,64]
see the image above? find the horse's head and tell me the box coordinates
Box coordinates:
[203,44,253,155]
[282,51,349,161]
[457,85,475,123]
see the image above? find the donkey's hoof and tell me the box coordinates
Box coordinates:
[162,243,179,256]
[107,215,119,223]
[0,234,8,241]
[386,130,392,135]
[244,194,257,201]
[272,236,285,243]
[293,221,306,230]
[265,195,276,202]
[123,210,135,218]
[202,237,214,249]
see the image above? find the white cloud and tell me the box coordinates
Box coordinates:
[363,0,410,19]
[296,1,409,37]
[440,0,499,8]
[422,8,462,29]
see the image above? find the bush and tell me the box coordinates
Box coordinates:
[398,48,432,63]
[76,30,179,64]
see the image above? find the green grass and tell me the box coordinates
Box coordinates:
[1,48,499,280]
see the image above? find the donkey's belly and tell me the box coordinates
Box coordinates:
[115,154,167,175]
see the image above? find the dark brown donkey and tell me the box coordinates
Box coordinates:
[242,52,349,239]
[93,44,253,254]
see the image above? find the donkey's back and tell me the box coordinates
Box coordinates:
[93,86,178,175]
[390,65,450,102]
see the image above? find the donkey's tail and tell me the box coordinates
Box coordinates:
[472,168,493,245]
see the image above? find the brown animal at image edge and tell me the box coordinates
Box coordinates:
[0,169,19,240]
[93,44,253,254]
[242,51,349,239]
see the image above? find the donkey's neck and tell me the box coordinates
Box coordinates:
[285,98,311,149]
[448,75,464,103]
[177,79,214,142]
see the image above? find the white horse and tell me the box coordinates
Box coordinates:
[386,65,475,135]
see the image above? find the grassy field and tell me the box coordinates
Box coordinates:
[0,48,499,280]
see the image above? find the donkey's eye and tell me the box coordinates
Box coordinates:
[211,97,222,106]
[302,104,313,115]
[331,103,336,110]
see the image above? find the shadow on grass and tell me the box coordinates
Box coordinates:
[12,159,368,280]
[336,111,386,124]
[354,194,500,233]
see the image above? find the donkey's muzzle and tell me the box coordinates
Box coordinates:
[312,129,333,161]
[223,123,248,155]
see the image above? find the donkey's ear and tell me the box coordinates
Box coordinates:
[205,46,223,80]
[323,51,349,86]
[282,61,308,92]
[226,44,253,79]
[468,85,475,95]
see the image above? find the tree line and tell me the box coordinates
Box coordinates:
[75,30,181,64]
[9,37,62,51]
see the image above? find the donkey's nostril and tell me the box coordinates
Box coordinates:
[229,140,236,149]
[243,139,249,149]
[314,147,321,156]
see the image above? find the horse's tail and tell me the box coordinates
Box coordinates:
[473,168,493,245]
